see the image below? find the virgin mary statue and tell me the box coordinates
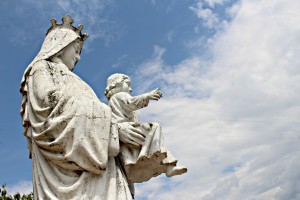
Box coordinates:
[20,15,143,200]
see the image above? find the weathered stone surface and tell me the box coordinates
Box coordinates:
[105,73,187,183]
[20,16,134,200]
[21,16,186,200]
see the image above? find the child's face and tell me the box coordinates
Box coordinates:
[121,79,132,93]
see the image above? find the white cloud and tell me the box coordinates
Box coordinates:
[190,0,232,30]
[190,2,220,29]
[226,2,241,18]
[166,30,174,42]
[204,0,229,8]
[54,0,124,46]
[134,0,300,199]
[134,45,167,93]
[5,0,122,47]
[111,54,128,68]
[6,181,32,195]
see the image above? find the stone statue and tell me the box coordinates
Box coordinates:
[20,15,146,199]
[105,73,187,183]
[20,15,187,200]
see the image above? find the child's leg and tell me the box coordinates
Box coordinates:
[166,165,187,177]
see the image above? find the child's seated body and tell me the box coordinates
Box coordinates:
[105,73,187,183]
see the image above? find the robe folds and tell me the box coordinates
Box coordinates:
[22,60,132,199]
[109,92,177,183]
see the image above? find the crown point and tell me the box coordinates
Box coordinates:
[51,18,57,27]
[76,24,83,33]
[82,34,89,41]
[46,15,88,42]
[62,15,74,28]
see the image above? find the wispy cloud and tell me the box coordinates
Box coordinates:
[147,0,177,13]
[134,45,167,93]
[190,2,220,29]
[190,0,232,30]
[111,54,128,68]
[1,0,123,47]
[6,181,32,195]
[166,30,174,42]
[204,0,229,8]
[134,0,300,199]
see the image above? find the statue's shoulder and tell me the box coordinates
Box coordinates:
[31,60,49,69]
[29,60,50,75]
[112,92,131,100]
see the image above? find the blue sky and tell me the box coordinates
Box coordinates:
[1,0,300,199]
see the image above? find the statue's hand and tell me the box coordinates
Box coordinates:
[118,122,146,147]
[147,88,162,101]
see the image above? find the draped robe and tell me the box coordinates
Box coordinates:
[109,92,177,183]
[20,28,133,199]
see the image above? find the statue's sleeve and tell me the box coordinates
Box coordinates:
[21,60,56,158]
[108,118,120,157]
[116,92,150,112]
[27,61,111,175]
[29,61,57,110]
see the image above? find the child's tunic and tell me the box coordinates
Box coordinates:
[109,92,177,183]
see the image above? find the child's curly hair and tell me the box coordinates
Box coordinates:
[104,73,131,99]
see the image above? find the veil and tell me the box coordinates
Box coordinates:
[20,28,80,143]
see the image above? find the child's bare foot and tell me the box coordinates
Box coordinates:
[166,166,187,177]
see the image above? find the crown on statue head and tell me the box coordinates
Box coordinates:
[46,15,89,41]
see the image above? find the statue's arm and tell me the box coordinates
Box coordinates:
[108,120,120,156]
[29,61,57,105]
[118,122,146,147]
[144,88,162,101]
[119,89,162,112]
[108,119,146,154]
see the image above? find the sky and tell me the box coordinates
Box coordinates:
[0,0,300,199]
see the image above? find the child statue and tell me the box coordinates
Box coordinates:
[104,73,187,183]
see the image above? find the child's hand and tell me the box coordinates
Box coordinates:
[147,88,162,101]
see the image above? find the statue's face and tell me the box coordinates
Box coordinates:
[60,40,81,71]
[121,79,132,93]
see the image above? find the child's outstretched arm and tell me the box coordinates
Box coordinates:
[147,88,162,101]
[128,88,162,109]
[124,88,162,110]
[111,89,163,113]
